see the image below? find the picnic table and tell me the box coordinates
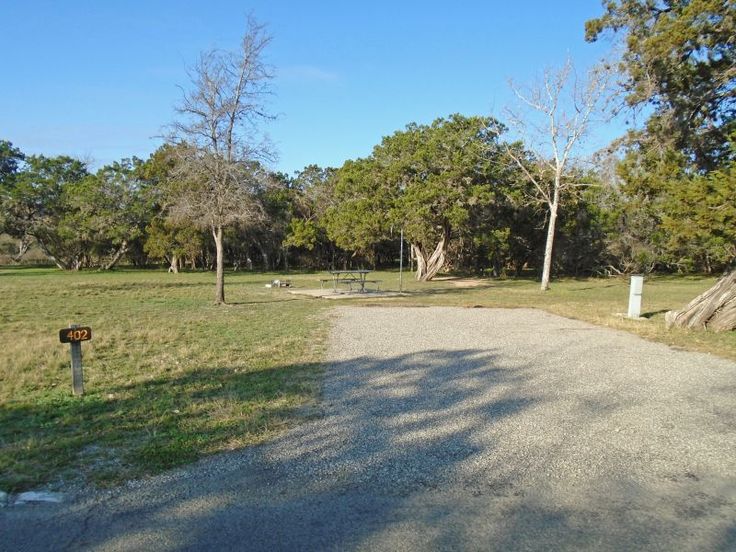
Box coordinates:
[321,269,379,293]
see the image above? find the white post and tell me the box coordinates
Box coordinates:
[628,275,644,319]
[399,228,404,292]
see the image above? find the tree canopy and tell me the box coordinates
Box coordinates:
[325,114,509,280]
[586,0,736,171]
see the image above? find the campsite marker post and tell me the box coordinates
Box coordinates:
[59,324,92,396]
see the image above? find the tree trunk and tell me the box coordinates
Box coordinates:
[540,200,559,291]
[665,270,736,332]
[102,240,128,270]
[168,253,179,273]
[52,257,69,270]
[213,225,225,304]
[35,239,70,270]
[412,244,427,280]
[12,236,31,262]
[412,226,450,281]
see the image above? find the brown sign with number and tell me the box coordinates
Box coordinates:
[59,327,92,343]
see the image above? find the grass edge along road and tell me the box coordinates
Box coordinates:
[1,268,733,492]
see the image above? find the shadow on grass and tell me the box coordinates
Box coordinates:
[68,280,213,292]
[0,266,59,276]
[567,283,620,292]
[225,296,319,306]
[0,361,320,491]
[642,309,670,319]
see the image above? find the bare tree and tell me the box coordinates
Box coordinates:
[168,16,274,304]
[501,59,612,290]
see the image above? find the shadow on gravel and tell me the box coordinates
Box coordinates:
[6,347,736,551]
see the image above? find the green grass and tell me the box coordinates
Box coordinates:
[0,268,329,491]
[1,267,734,492]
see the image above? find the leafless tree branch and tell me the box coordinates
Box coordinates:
[165,15,275,303]
[503,57,614,290]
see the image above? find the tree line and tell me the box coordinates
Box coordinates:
[1,120,732,278]
[1,1,734,301]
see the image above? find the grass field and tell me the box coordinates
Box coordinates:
[1,267,733,492]
[0,268,330,492]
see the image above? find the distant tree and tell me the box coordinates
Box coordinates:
[68,159,152,270]
[327,115,507,280]
[595,134,736,275]
[586,0,736,171]
[595,186,669,275]
[0,140,29,260]
[141,144,205,272]
[659,157,736,270]
[552,183,609,276]
[325,157,391,265]
[0,140,24,181]
[283,165,337,257]
[235,170,292,271]
[501,59,612,290]
[388,115,506,280]
[167,16,274,303]
[145,218,205,272]
[5,155,89,269]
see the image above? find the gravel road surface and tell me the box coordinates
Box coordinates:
[3,307,736,551]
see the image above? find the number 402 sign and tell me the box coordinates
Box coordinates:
[59,325,92,396]
[59,326,92,343]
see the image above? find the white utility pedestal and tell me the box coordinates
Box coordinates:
[628,275,644,318]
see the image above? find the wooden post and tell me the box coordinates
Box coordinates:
[70,324,84,396]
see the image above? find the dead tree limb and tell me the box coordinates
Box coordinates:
[665,270,736,331]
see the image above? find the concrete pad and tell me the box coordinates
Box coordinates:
[287,288,404,299]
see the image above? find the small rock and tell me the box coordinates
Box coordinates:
[0,490,8,506]
[14,491,64,505]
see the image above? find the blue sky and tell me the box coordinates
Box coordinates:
[1,1,616,175]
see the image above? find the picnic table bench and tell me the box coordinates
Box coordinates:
[320,270,381,293]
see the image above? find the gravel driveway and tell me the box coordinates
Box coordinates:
[4,307,736,551]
